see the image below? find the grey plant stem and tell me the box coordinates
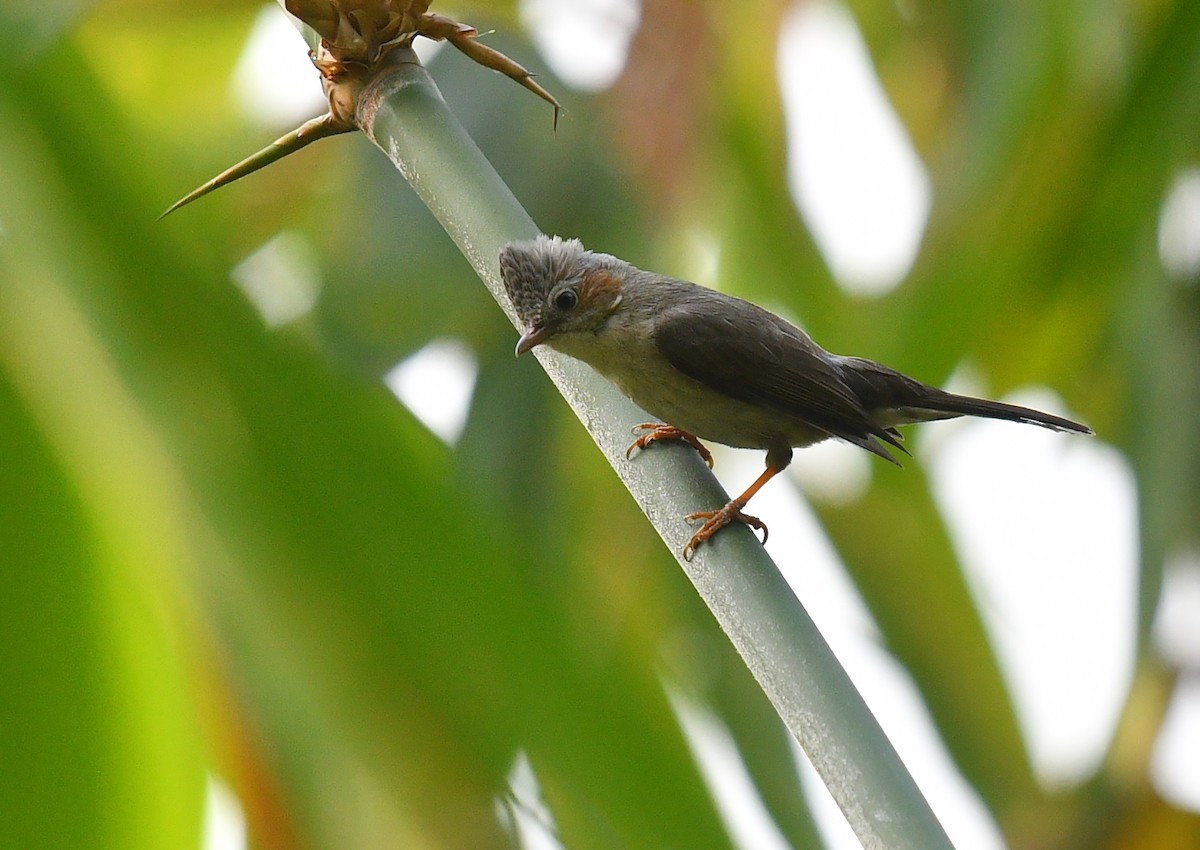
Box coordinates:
[357,48,953,850]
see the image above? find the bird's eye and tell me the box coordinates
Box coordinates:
[554,289,578,311]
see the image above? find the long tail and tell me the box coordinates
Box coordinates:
[905,390,1094,434]
[836,356,1094,435]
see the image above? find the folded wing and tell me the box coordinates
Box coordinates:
[652,293,908,463]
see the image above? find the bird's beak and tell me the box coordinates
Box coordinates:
[515,324,552,356]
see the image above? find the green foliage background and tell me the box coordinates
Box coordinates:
[1,1,1198,848]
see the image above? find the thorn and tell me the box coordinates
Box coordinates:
[158,112,353,220]
[443,29,562,131]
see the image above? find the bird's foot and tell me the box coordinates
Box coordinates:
[626,423,714,468]
[682,502,768,560]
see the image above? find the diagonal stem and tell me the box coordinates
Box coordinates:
[355,47,954,850]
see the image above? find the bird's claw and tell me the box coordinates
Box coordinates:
[682,504,768,560]
[625,423,714,468]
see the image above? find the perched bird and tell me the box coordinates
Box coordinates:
[499,235,1093,559]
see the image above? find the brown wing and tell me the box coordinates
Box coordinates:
[652,292,906,462]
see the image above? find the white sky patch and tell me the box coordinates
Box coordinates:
[670,693,794,850]
[411,33,446,65]
[1154,549,1200,668]
[501,752,564,850]
[787,438,872,505]
[202,775,247,850]
[520,0,641,92]
[384,339,478,445]
[1151,676,1200,814]
[1151,550,1200,812]
[777,0,930,296]
[230,231,321,327]
[925,387,1138,787]
[1158,167,1200,281]
[232,5,327,128]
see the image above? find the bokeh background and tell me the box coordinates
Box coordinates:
[2,1,1199,848]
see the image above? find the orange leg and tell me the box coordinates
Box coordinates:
[625,423,714,469]
[682,464,783,560]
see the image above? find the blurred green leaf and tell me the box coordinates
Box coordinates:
[4,0,1199,847]
[0,371,206,850]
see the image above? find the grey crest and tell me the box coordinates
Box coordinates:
[499,235,588,326]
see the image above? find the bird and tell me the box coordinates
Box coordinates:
[498,234,1094,559]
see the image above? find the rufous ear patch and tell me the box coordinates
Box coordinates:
[579,269,622,304]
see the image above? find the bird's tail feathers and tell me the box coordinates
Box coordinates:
[836,356,1094,436]
[904,391,1094,435]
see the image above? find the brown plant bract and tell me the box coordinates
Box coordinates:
[285,0,559,127]
[162,1,559,217]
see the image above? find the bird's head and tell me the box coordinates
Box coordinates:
[499,235,627,356]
